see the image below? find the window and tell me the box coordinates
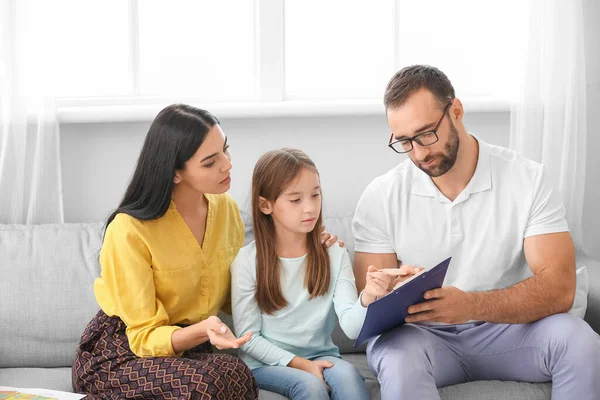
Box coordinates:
[394,0,528,100]
[16,0,530,107]
[137,0,255,101]
[17,0,131,98]
[284,0,395,100]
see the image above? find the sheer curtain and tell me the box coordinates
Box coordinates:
[510,0,587,251]
[0,0,64,224]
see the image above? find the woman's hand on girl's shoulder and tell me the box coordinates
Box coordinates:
[205,316,252,350]
[320,226,344,248]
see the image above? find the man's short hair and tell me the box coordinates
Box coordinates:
[384,65,455,111]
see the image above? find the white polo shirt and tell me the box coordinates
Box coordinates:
[352,136,569,293]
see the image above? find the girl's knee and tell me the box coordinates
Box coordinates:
[291,374,329,400]
[325,360,362,381]
[325,363,369,400]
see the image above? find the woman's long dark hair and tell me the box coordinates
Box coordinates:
[104,104,220,232]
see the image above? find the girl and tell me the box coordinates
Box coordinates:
[231,148,396,400]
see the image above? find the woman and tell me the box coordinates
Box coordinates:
[72,104,256,399]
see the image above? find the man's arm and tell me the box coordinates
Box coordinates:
[353,252,400,292]
[469,231,576,323]
[467,166,577,323]
[406,232,577,324]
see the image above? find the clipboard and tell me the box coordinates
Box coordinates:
[354,256,452,346]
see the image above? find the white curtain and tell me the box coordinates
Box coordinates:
[0,0,64,224]
[510,0,587,251]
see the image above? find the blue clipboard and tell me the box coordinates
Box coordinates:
[354,256,452,346]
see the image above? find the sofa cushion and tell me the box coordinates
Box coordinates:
[582,255,600,333]
[0,367,73,392]
[570,265,588,318]
[438,381,551,400]
[0,223,103,368]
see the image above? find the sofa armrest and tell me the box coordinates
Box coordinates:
[583,257,600,334]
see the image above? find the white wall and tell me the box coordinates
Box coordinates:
[60,111,509,222]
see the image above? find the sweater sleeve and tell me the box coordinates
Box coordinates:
[332,247,368,340]
[231,250,296,367]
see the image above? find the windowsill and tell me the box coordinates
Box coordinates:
[56,97,511,124]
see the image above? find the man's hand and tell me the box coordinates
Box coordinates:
[405,286,474,324]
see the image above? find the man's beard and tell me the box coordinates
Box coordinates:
[415,124,459,178]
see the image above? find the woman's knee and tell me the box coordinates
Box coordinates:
[218,353,253,373]
[202,354,258,398]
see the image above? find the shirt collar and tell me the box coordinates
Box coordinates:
[466,135,492,195]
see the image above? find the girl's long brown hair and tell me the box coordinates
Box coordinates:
[252,148,330,315]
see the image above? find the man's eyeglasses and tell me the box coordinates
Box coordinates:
[388,101,453,154]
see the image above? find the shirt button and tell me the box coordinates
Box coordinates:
[452,219,458,226]
[201,290,207,296]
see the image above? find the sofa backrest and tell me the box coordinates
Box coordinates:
[1,216,598,368]
[0,223,103,368]
[0,215,361,368]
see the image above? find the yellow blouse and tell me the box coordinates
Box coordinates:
[94,193,244,357]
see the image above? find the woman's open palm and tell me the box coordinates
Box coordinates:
[206,317,252,350]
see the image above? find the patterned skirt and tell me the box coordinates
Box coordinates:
[72,310,259,400]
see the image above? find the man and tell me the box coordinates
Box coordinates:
[352,65,600,399]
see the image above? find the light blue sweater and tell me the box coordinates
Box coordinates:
[231,241,367,370]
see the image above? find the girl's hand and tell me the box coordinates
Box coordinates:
[361,265,396,306]
[320,226,344,248]
[385,264,425,289]
[205,316,252,350]
[289,357,332,392]
[306,360,333,392]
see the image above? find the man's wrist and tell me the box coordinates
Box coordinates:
[466,291,481,320]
